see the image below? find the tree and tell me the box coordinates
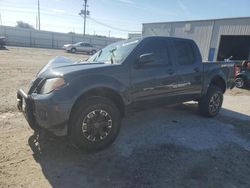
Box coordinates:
[16,21,35,30]
[68,31,76,35]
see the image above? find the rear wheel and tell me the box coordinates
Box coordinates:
[70,48,76,53]
[89,50,96,55]
[198,86,223,117]
[68,97,121,151]
[235,77,245,88]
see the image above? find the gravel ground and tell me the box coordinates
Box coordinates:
[0,46,250,188]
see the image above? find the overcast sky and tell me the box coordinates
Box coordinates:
[0,0,249,38]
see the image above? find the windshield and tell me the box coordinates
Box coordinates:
[87,38,140,64]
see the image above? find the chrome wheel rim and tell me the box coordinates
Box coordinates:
[82,110,112,142]
[235,78,244,88]
[209,93,221,114]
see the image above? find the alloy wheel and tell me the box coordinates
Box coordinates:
[81,109,112,142]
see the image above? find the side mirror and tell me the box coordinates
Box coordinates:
[139,53,155,65]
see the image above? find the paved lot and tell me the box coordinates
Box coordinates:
[0,47,250,188]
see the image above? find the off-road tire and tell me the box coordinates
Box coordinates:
[68,97,121,151]
[198,86,223,117]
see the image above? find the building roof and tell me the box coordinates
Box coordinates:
[143,16,250,25]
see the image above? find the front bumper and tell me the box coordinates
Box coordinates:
[17,89,69,135]
[17,89,37,130]
[62,46,72,51]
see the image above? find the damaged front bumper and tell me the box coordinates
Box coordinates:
[17,89,69,136]
[17,89,38,130]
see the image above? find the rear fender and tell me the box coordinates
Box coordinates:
[202,69,227,95]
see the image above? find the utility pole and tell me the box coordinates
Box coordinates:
[0,13,2,25]
[38,0,40,30]
[79,0,89,36]
[83,0,87,35]
[36,15,37,29]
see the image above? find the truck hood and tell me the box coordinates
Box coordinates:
[37,56,110,78]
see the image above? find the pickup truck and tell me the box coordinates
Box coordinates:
[17,36,235,151]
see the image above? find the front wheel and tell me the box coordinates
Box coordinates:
[70,48,76,53]
[68,97,121,151]
[198,86,223,117]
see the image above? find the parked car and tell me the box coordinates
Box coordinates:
[0,36,6,49]
[17,36,235,151]
[235,60,250,88]
[62,42,97,54]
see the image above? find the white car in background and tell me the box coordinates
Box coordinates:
[62,42,98,54]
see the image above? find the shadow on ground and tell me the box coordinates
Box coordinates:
[28,103,250,188]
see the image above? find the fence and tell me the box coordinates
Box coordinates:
[0,25,122,49]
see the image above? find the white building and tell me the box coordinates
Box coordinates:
[143,17,250,61]
[128,33,142,39]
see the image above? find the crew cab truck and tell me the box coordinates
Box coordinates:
[17,36,235,151]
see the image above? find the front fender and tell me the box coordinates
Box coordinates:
[66,74,130,108]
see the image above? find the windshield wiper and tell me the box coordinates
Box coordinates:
[98,50,103,58]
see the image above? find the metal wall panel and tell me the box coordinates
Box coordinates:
[143,23,171,36]
[143,17,250,61]
[171,21,213,60]
[210,18,250,60]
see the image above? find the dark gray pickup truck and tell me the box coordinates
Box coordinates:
[17,36,235,151]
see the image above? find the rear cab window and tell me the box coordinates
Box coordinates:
[172,40,196,66]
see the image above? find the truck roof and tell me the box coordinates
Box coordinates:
[141,36,194,42]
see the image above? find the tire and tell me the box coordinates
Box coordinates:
[88,50,96,55]
[198,86,223,117]
[70,48,76,53]
[235,77,245,88]
[68,96,121,151]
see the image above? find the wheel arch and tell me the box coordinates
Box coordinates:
[71,47,77,52]
[235,74,247,80]
[209,75,226,93]
[69,87,126,123]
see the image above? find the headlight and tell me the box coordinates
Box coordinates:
[40,78,66,94]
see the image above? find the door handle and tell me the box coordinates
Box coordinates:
[167,69,174,75]
[194,67,200,72]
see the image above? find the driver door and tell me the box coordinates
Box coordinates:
[130,38,179,104]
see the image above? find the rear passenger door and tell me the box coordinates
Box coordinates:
[171,39,202,99]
